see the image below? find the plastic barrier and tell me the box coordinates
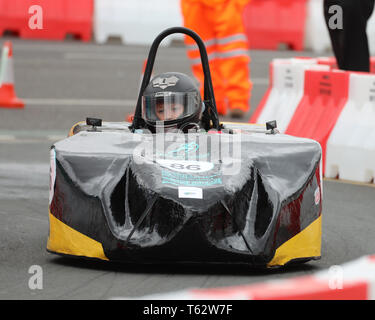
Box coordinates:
[250,58,329,133]
[243,0,307,51]
[317,57,337,69]
[116,255,375,300]
[367,12,375,56]
[0,41,24,108]
[285,69,350,173]
[371,57,375,74]
[0,0,93,41]
[304,0,331,53]
[94,0,183,45]
[319,57,375,73]
[326,73,375,183]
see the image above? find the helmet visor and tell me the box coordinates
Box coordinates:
[142,91,200,123]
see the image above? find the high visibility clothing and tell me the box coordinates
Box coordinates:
[181,0,252,115]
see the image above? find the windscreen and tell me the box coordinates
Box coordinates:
[142,91,200,122]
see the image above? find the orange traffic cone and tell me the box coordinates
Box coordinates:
[126,113,134,122]
[0,41,24,108]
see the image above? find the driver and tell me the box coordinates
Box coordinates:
[155,100,185,121]
[142,72,204,132]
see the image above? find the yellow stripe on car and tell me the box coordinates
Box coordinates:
[268,215,322,267]
[47,211,109,261]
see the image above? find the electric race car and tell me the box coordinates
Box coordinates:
[47,27,323,268]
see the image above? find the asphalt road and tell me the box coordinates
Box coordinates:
[1,38,375,300]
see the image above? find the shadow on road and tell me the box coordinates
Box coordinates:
[48,255,319,277]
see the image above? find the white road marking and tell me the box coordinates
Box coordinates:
[0,135,16,141]
[23,98,136,107]
[0,131,67,143]
[64,52,184,62]
[47,135,67,141]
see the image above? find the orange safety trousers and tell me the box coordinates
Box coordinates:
[181,0,252,115]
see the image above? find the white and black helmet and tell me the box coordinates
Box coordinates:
[142,72,203,132]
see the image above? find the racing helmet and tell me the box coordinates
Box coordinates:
[142,72,203,132]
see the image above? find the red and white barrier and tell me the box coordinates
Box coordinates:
[304,0,331,53]
[367,11,375,56]
[94,0,183,45]
[0,0,370,53]
[252,55,375,183]
[0,0,368,53]
[250,57,329,132]
[317,56,338,69]
[285,69,350,174]
[124,255,375,300]
[326,73,375,182]
[242,0,336,53]
[0,41,24,108]
[243,0,308,51]
[0,0,93,41]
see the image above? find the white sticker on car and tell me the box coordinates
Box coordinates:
[49,149,56,205]
[178,187,203,199]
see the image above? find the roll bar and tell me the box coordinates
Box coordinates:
[130,27,221,131]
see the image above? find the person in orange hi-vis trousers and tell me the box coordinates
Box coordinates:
[180,0,252,118]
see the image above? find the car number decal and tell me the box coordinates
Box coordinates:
[156,159,214,173]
